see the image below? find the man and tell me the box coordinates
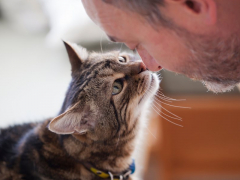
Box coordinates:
[82,0,240,93]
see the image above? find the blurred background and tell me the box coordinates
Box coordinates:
[0,0,240,180]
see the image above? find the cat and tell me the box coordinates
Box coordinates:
[0,41,159,180]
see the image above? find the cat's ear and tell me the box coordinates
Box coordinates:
[63,41,88,74]
[48,104,95,135]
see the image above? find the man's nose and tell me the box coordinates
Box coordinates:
[136,46,161,72]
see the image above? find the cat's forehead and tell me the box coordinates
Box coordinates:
[88,51,138,62]
[89,51,119,61]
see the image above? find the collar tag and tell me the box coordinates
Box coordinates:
[129,159,135,174]
[88,159,135,179]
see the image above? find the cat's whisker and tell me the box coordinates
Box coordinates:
[157,91,186,101]
[141,84,185,126]
[146,88,173,103]
[154,94,173,103]
[149,102,161,113]
[119,43,123,52]
[152,90,172,101]
[151,102,183,121]
[156,92,182,101]
[155,102,182,120]
[153,73,184,102]
[145,126,157,139]
[156,73,162,78]
[156,75,162,81]
[144,86,171,101]
[151,105,183,127]
[152,103,182,121]
[143,88,184,120]
[155,97,191,109]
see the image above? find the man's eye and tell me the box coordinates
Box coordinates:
[118,56,127,63]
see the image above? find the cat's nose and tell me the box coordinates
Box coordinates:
[138,61,147,74]
[130,61,148,75]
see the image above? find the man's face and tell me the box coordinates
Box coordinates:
[82,0,240,93]
[82,1,188,72]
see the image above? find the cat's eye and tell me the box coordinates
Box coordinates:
[112,79,123,95]
[118,56,127,63]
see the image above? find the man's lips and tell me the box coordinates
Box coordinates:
[138,50,162,72]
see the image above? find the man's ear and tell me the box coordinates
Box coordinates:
[63,41,88,74]
[48,104,95,135]
[164,0,217,25]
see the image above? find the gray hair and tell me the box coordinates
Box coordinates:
[102,0,168,26]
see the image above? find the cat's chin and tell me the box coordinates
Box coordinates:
[146,72,159,95]
[138,72,160,105]
[149,73,160,93]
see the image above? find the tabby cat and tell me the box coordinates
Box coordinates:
[0,41,159,180]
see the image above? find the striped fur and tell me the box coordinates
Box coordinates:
[0,42,159,180]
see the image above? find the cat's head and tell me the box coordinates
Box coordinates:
[48,41,159,142]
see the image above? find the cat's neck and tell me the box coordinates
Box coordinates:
[36,121,135,173]
[37,119,137,176]
[61,132,135,173]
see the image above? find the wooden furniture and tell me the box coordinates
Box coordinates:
[144,96,240,180]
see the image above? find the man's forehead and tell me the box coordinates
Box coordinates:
[82,1,131,37]
[82,0,120,25]
[82,0,149,47]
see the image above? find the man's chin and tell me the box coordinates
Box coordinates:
[202,81,236,93]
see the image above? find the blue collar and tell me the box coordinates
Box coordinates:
[129,159,135,175]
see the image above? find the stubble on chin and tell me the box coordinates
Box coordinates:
[202,80,235,93]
